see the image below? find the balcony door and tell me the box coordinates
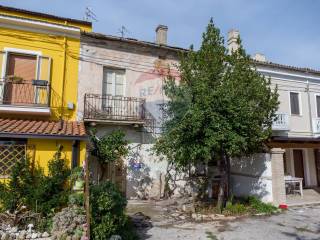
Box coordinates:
[102,68,125,118]
[4,53,37,105]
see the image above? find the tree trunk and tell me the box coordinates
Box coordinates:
[216,149,227,211]
[226,154,231,200]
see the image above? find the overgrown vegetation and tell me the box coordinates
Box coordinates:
[196,196,278,216]
[222,196,278,216]
[90,181,137,240]
[90,129,129,165]
[0,145,70,215]
[89,130,137,239]
[0,146,75,232]
[90,129,130,181]
[154,19,279,209]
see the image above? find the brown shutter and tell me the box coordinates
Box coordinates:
[7,53,37,80]
[5,53,37,105]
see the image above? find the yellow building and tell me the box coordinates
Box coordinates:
[0,5,92,177]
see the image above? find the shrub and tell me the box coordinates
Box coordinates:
[30,147,71,214]
[68,193,84,206]
[90,181,137,240]
[0,157,35,212]
[223,200,248,216]
[0,146,71,216]
[90,129,129,165]
[247,196,277,214]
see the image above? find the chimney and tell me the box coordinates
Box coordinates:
[227,29,240,54]
[155,25,168,45]
[253,53,267,62]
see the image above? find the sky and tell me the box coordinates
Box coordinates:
[1,0,319,69]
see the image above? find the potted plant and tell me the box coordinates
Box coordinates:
[71,167,84,191]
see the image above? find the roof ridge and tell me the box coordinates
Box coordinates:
[0,5,92,26]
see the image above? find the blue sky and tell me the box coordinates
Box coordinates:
[1,0,319,69]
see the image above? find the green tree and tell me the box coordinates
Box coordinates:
[155,19,279,209]
[90,129,129,180]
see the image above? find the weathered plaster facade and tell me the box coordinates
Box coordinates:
[78,32,181,199]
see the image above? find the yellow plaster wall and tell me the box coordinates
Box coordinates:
[28,139,86,174]
[0,27,81,120]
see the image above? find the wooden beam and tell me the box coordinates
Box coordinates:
[84,154,91,239]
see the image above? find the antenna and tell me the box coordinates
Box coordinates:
[84,7,98,22]
[117,26,130,38]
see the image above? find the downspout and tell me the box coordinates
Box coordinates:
[60,21,68,121]
[307,80,313,135]
[72,140,80,168]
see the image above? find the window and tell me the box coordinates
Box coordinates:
[2,51,39,105]
[6,53,37,80]
[290,92,300,115]
[103,68,125,96]
[316,95,320,118]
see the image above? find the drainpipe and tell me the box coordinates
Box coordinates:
[72,140,80,168]
[60,21,68,120]
[307,80,313,135]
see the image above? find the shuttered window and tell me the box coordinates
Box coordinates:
[316,95,320,118]
[290,92,300,115]
[7,53,37,80]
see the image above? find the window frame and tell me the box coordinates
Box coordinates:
[1,47,42,80]
[289,91,302,116]
[315,93,320,118]
[102,67,126,97]
[0,48,42,105]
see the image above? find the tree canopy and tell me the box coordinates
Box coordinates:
[155,19,279,177]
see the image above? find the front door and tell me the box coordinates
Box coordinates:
[293,149,305,186]
[314,149,320,186]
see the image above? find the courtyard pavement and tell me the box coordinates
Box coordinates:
[127,200,320,240]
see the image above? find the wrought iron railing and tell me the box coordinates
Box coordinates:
[84,94,156,132]
[272,113,289,131]
[0,78,50,107]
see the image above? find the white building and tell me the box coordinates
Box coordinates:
[229,30,320,205]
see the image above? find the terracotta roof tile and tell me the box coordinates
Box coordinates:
[0,118,87,139]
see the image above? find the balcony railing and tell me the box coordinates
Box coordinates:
[84,94,156,130]
[272,113,289,131]
[0,78,50,107]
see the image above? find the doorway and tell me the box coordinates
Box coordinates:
[293,149,305,186]
[314,149,320,187]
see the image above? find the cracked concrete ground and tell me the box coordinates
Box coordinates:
[126,200,320,240]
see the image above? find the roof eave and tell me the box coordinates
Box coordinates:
[0,132,88,141]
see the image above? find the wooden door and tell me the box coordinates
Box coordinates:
[5,53,37,105]
[293,149,305,186]
[314,149,320,186]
